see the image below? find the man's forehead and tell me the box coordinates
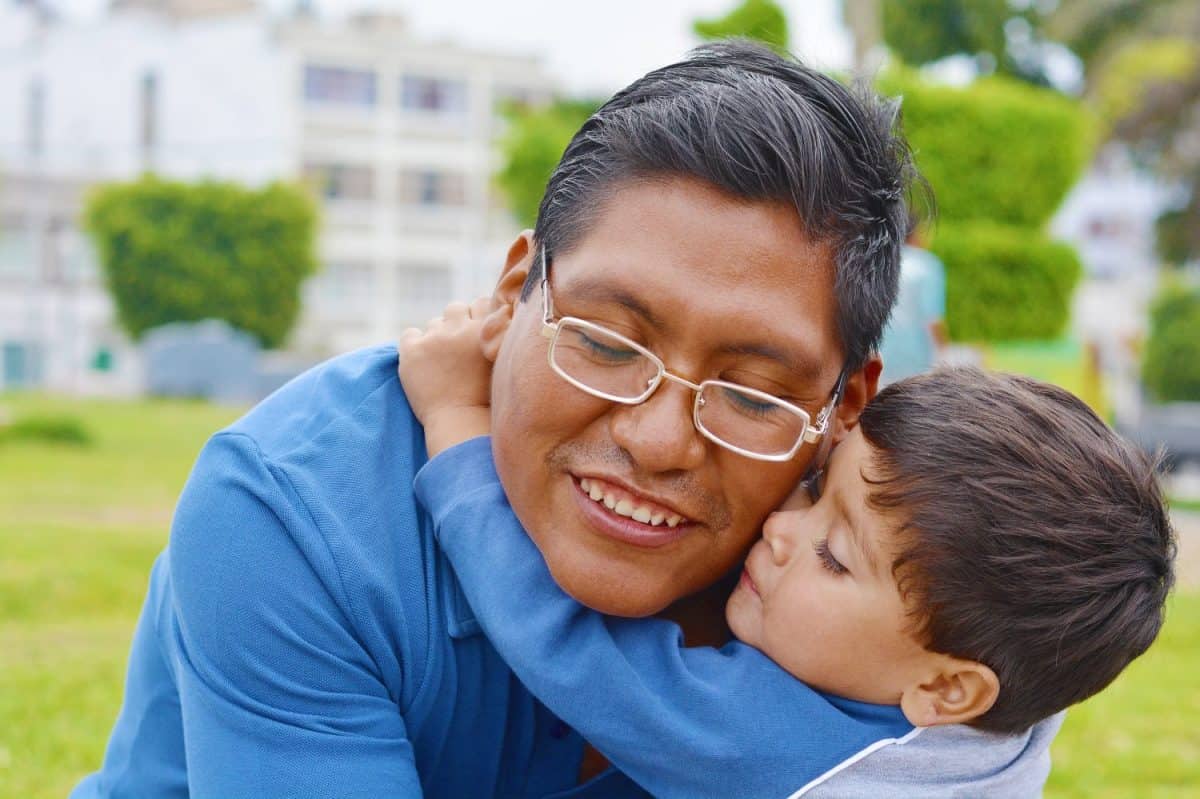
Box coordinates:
[556,269,834,384]
[545,176,843,378]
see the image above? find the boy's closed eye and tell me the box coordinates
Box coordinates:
[813,538,848,575]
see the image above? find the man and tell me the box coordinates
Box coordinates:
[73,42,1054,798]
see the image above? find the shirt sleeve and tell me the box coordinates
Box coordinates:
[414,437,913,799]
[168,432,424,798]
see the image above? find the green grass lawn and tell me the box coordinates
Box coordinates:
[1,394,1196,797]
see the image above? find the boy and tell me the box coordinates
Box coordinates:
[399,302,1174,798]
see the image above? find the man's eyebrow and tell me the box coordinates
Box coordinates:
[563,278,666,332]
[716,341,826,385]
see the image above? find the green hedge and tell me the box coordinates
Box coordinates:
[930,222,1082,341]
[1142,282,1200,402]
[0,415,92,447]
[882,71,1093,227]
[85,175,318,349]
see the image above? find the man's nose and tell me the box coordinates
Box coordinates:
[608,379,707,474]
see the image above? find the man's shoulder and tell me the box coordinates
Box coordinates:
[224,345,420,465]
[171,346,450,700]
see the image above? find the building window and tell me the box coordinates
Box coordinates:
[26,77,45,160]
[303,163,375,202]
[304,65,377,107]
[0,220,37,279]
[493,83,538,112]
[2,341,44,389]
[397,263,452,306]
[307,261,375,313]
[140,71,159,164]
[398,170,467,207]
[61,228,100,282]
[400,75,467,114]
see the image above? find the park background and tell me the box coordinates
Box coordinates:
[1,0,1198,796]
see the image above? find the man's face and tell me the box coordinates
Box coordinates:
[487,177,858,617]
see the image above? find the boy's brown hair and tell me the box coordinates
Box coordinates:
[859,367,1175,734]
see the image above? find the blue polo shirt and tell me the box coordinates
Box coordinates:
[71,345,646,799]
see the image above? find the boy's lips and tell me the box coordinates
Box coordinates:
[739,567,760,597]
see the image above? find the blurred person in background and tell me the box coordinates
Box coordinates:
[71,41,1059,799]
[878,215,948,384]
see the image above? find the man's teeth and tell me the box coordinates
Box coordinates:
[579,478,683,528]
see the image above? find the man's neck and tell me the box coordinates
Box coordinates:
[654,569,739,648]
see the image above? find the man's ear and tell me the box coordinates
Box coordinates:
[480,230,535,363]
[830,354,881,445]
[899,656,1000,729]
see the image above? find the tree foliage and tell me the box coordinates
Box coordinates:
[85,175,318,349]
[495,100,599,228]
[1141,280,1200,401]
[693,0,789,52]
[881,0,1009,67]
[879,0,1053,83]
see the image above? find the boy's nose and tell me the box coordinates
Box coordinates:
[762,510,798,565]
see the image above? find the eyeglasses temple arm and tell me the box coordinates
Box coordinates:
[809,367,850,439]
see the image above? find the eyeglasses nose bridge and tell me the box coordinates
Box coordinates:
[656,370,704,395]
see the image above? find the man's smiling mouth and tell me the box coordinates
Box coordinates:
[577,477,687,528]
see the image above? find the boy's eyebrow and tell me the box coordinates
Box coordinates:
[849,520,880,576]
[840,474,880,576]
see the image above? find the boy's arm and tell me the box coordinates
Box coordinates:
[414,438,914,799]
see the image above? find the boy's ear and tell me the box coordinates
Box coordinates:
[830,354,881,445]
[899,657,999,729]
[480,230,535,363]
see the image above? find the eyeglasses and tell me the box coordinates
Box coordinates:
[537,247,847,462]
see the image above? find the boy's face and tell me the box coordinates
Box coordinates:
[726,426,934,704]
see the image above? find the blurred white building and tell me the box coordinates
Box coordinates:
[1052,145,1177,422]
[1053,146,1174,283]
[0,0,552,393]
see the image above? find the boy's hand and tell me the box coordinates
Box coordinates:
[398,296,499,457]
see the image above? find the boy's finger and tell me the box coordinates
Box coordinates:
[443,301,471,323]
[468,295,498,319]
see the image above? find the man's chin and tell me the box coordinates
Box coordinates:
[545,556,677,618]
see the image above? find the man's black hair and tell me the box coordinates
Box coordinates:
[523,39,923,370]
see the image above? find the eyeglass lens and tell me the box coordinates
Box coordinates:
[551,319,808,457]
